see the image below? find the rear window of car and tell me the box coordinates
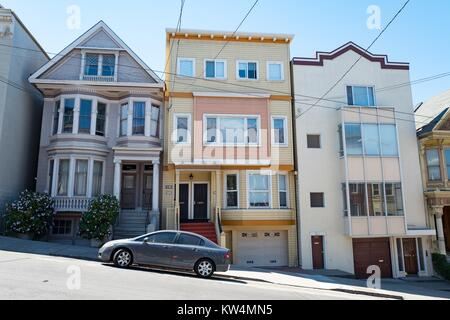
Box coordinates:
[177,234,203,246]
[148,232,177,244]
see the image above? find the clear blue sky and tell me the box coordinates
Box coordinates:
[2,0,449,104]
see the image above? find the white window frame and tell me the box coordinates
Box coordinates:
[224,172,240,209]
[177,58,196,78]
[80,51,119,80]
[278,173,289,209]
[266,61,284,81]
[204,59,227,79]
[271,116,289,147]
[247,171,273,209]
[346,85,376,107]
[173,113,192,144]
[236,60,259,80]
[203,114,261,147]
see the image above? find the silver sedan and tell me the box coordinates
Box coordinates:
[99,230,231,278]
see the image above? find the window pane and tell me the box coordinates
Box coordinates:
[238,63,247,78]
[206,118,217,143]
[48,160,54,195]
[426,149,441,181]
[279,175,287,208]
[220,118,245,144]
[227,175,238,191]
[247,118,258,144]
[92,161,103,197]
[74,160,88,196]
[307,135,321,149]
[346,86,354,105]
[248,63,257,79]
[310,193,324,208]
[133,102,145,135]
[179,60,193,77]
[274,118,286,144]
[96,103,106,136]
[269,63,282,80]
[417,238,425,271]
[249,174,269,190]
[149,232,177,244]
[368,183,385,216]
[216,62,225,78]
[102,54,115,76]
[176,117,188,143]
[120,103,128,137]
[363,124,380,156]
[345,124,362,155]
[85,54,99,76]
[353,86,370,106]
[386,183,404,216]
[58,160,70,196]
[53,101,60,135]
[205,61,215,78]
[63,99,75,133]
[249,174,270,208]
[249,192,270,207]
[380,124,398,156]
[226,175,238,208]
[445,149,450,180]
[368,87,375,106]
[396,239,404,272]
[177,234,202,246]
[79,100,92,134]
[349,183,367,216]
[150,105,159,137]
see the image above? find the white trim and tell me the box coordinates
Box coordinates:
[29,21,162,83]
[177,57,196,78]
[266,61,285,81]
[236,60,259,81]
[192,92,270,99]
[166,28,295,41]
[271,116,289,147]
[173,113,192,145]
[203,59,227,80]
[246,170,273,209]
[29,78,164,88]
[224,172,240,209]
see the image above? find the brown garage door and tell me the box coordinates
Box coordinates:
[353,238,392,279]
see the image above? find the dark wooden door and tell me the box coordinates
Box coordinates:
[143,174,152,210]
[121,174,136,209]
[179,184,189,222]
[353,238,392,279]
[311,236,324,269]
[403,239,418,275]
[443,208,450,252]
[193,184,208,221]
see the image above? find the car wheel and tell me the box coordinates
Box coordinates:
[195,259,215,278]
[113,249,133,268]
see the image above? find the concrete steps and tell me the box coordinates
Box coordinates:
[114,211,148,240]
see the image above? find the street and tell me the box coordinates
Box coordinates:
[0,250,382,300]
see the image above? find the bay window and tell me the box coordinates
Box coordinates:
[380,124,398,156]
[57,159,70,196]
[348,183,367,216]
[248,173,271,208]
[74,160,88,196]
[96,103,106,136]
[363,124,380,156]
[79,99,92,134]
[345,124,363,155]
[204,115,260,145]
[150,105,160,138]
[385,183,404,216]
[92,161,103,197]
[63,99,75,133]
[426,149,441,181]
[445,149,450,180]
[226,174,238,208]
[132,102,146,135]
[48,160,54,196]
[344,123,398,157]
[120,103,128,137]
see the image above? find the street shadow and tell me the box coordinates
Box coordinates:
[101,263,247,284]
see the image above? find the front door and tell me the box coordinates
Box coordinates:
[193,184,208,221]
[443,208,450,253]
[403,239,419,275]
[179,184,189,222]
[143,174,153,210]
[121,174,136,209]
[311,236,324,269]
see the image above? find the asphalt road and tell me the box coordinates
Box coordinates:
[0,250,381,300]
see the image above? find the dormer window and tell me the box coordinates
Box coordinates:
[82,52,117,81]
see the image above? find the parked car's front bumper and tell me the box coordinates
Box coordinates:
[98,246,114,262]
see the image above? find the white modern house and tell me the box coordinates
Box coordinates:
[29,21,164,244]
[0,5,49,221]
[292,42,435,278]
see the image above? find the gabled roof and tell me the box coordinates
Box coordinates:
[29,21,162,84]
[292,42,410,70]
[417,108,449,137]
[415,88,450,130]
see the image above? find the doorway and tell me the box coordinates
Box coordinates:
[179,184,190,222]
[311,236,325,270]
[193,183,208,221]
[402,238,419,275]
[121,173,136,209]
[443,207,450,253]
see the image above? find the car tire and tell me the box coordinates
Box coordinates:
[113,249,133,268]
[195,259,215,278]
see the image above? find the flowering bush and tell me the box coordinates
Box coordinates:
[5,190,55,238]
[78,195,119,241]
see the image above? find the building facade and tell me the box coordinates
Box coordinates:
[163,29,298,267]
[417,101,450,257]
[292,42,435,278]
[0,6,49,217]
[30,22,164,243]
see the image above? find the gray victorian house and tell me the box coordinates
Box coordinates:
[29,21,164,244]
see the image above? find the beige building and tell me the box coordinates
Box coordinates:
[293,42,435,278]
[163,29,298,267]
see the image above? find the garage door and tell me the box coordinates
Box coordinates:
[235,231,288,267]
[353,238,392,279]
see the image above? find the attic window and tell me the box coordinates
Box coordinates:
[83,53,116,79]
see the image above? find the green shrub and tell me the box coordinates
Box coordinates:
[4,190,55,238]
[78,195,119,241]
[432,253,450,281]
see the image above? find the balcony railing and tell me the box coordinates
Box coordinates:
[82,75,115,82]
[54,197,92,212]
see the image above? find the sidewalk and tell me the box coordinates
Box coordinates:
[1,236,449,300]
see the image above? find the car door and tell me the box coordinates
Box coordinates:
[139,232,178,267]
[171,233,206,269]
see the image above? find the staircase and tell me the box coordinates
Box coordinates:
[181,222,217,244]
[114,211,148,239]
